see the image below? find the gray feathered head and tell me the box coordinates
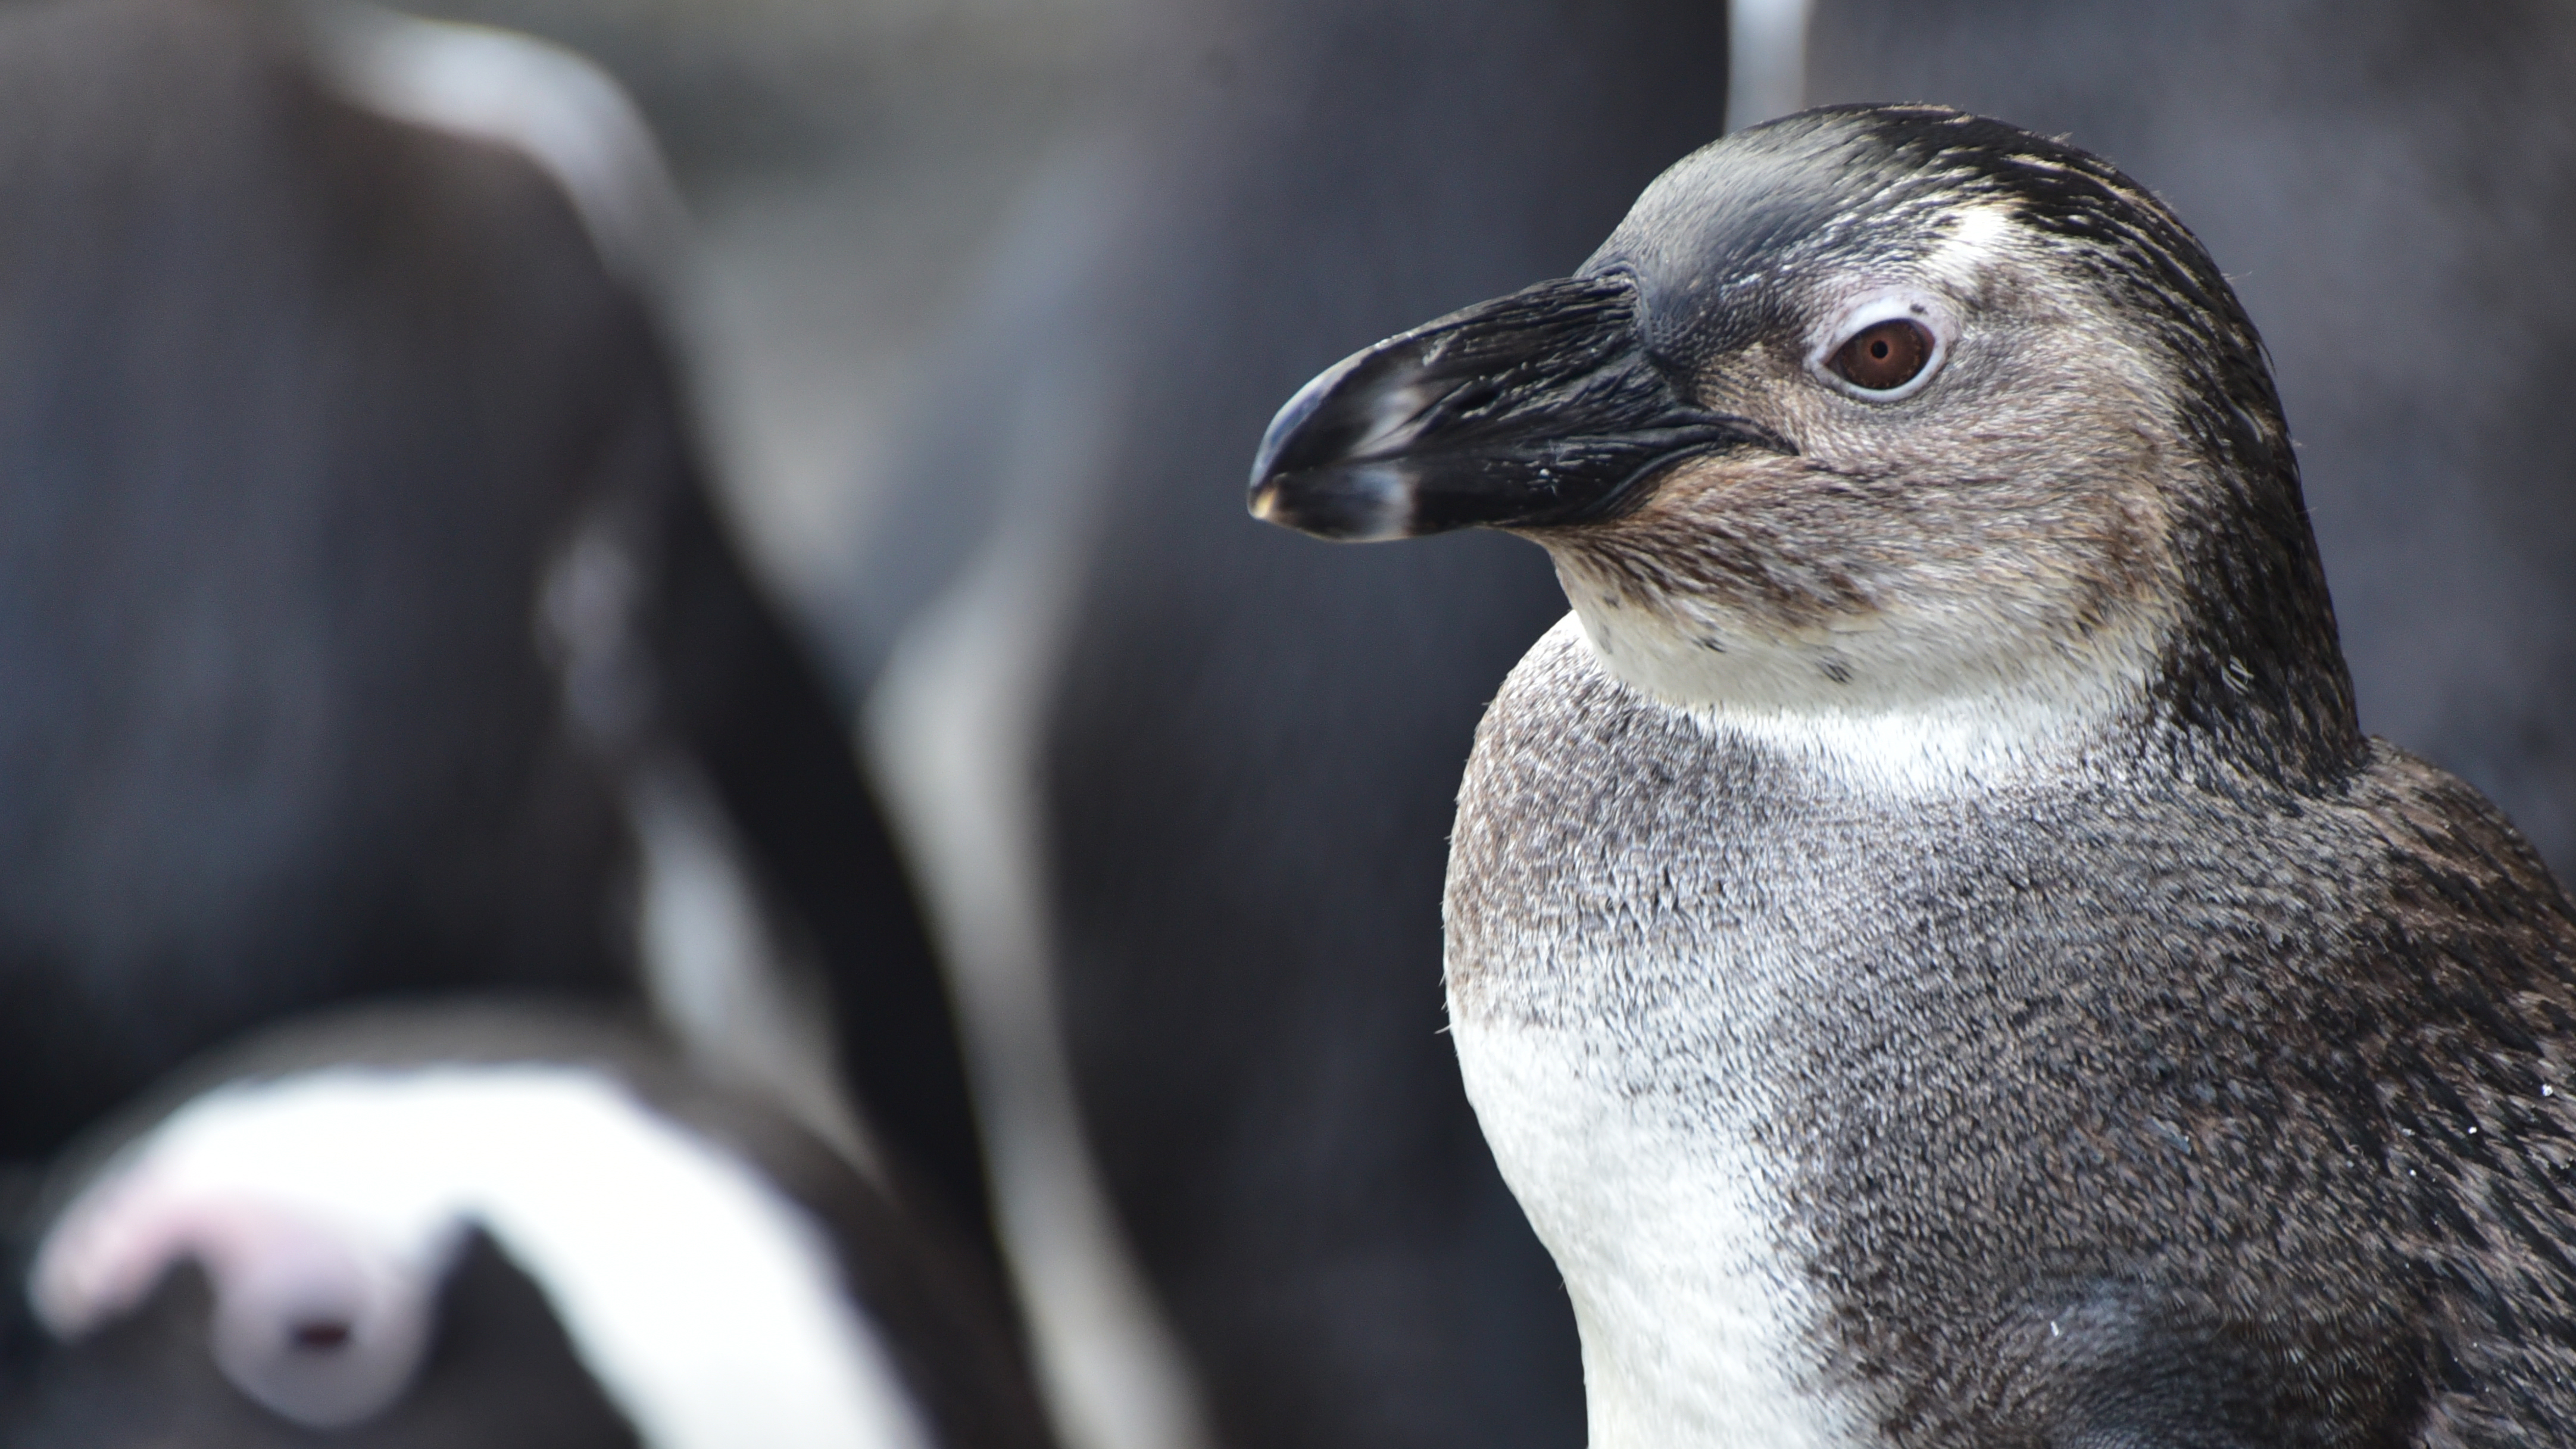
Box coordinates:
[1253,106,2358,781]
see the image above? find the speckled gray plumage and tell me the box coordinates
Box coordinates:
[1451,619,2576,1445]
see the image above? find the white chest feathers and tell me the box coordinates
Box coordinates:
[1441,616,1966,1449]
[1452,1008,1869,1449]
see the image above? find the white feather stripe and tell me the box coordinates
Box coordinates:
[1451,1019,1869,1449]
[32,1067,932,1449]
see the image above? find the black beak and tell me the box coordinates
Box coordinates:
[1247,274,1781,541]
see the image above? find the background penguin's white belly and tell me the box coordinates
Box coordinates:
[1451,1009,1872,1449]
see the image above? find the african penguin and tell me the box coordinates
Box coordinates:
[0,0,990,1252]
[2,1001,1054,1449]
[1252,105,2576,1446]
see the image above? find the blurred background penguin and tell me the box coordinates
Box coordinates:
[0,0,2567,1445]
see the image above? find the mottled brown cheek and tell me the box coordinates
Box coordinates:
[1529,452,1886,632]
[1528,419,2183,650]
[2046,485,2174,638]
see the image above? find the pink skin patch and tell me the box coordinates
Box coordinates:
[32,1158,454,1429]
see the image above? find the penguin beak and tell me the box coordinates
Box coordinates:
[1247,274,1779,541]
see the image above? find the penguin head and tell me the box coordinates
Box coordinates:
[27,1085,463,1433]
[21,1056,935,1449]
[1252,106,2357,773]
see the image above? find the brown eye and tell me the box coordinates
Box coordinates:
[1829,318,1932,393]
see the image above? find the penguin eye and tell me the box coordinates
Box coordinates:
[1829,319,1932,393]
[210,1244,439,1431]
[292,1319,356,1351]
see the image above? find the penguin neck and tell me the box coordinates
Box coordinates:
[1552,591,2165,795]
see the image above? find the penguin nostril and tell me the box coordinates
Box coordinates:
[290,1320,354,1351]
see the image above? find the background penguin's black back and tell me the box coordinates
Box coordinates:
[0,0,629,1156]
[0,0,988,1250]
[854,4,1731,1447]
